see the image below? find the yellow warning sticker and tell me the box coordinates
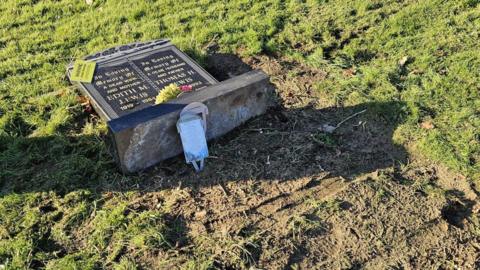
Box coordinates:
[70,60,96,83]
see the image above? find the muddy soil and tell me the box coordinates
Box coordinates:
[111,54,480,269]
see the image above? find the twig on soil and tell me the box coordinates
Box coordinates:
[318,109,367,133]
[243,109,368,137]
[335,109,367,129]
[218,182,229,197]
[203,34,219,51]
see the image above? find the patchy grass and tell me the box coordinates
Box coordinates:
[0,0,479,269]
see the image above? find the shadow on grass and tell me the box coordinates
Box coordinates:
[155,100,408,187]
[0,53,410,269]
[0,102,409,195]
[0,53,409,196]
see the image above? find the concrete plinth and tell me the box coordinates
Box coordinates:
[107,70,274,173]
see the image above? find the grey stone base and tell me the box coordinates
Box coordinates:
[107,70,275,173]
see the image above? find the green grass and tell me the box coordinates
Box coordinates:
[0,0,479,268]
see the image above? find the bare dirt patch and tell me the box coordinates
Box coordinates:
[108,53,480,269]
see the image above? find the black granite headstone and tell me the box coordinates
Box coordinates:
[67,39,273,173]
[68,40,217,119]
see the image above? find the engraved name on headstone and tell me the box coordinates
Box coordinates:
[93,63,156,114]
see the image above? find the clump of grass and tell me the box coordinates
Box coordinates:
[305,198,343,215]
[113,257,138,270]
[288,214,326,241]
[311,132,337,147]
[155,84,181,104]
[413,176,446,198]
[184,230,261,269]
[83,198,172,266]
[288,199,342,241]
[45,253,99,270]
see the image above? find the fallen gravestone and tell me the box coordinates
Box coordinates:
[67,39,274,173]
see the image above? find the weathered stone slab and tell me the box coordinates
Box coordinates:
[108,70,274,173]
